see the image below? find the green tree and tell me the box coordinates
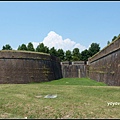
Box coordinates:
[36,43,45,52]
[2,44,12,50]
[17,45,21,50]
[80,49,90,61]
[44,46,49,53]
[49,47,57,56]
[112,36,117,41]
[72,48,81,61]
[107,41,110,45]
[118,34,120,37]
[35,43,49,53]
[65,50,72,61]
[27,42,35,51]
[88,43,100,57]
[17,44,27,51]
[57,49,65,61]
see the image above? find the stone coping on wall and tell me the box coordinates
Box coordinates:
[88,36,120,63]
[0,50,60,62]
[61,61,71,65]
[72,61,85,65]
[61,61,85,65]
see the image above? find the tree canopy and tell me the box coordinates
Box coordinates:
[1,41,102,62]
[89,43,100,57]
[17,44,27,51]
[57,49,65,61]
[107,33,120,45]
[2,44,12,50]
[49,47,57,56]
[27,42,35,51]
[65,50,72,61]
[36,43,49,53]
[72,48,81,61]
[80,49,90,61]
[112,36,117,41]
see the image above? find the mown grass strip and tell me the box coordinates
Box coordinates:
[0,78,119,119]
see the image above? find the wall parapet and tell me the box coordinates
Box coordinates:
[0,50,60,61]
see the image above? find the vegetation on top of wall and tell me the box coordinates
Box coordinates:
[0,50,50,56]
[2,34,119,62]
[107,34,120,45]
[89,35,120,61]
[1,42,101,62]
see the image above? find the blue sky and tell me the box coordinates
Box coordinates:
[0,1,120,52]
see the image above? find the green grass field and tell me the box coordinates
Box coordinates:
[0,78,120,119]
[40,78,107,86]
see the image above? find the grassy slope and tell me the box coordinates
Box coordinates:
[40,78,107,86]
[0,78,120,119]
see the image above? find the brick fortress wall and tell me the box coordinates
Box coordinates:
[0,50,62,84]
[61,61,86,78]
[88,36,120,86]
[0,36,120,86]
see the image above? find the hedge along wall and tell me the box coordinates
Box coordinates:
[0,50,62,84]
[88,36,120,86]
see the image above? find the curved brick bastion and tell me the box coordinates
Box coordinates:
[0,50,62,84]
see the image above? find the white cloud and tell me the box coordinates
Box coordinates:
[32,31,87,52]
[31,42,40,49]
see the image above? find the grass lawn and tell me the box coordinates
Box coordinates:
[0,78,120,119]
[40,78,107,86]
